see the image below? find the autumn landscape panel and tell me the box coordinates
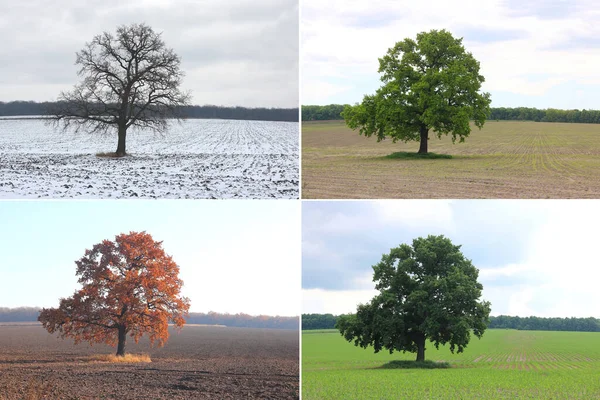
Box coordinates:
[0,201,300,399]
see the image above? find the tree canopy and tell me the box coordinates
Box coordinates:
[50,23,191,156]
[38,231,191,356]
[342,29,491,154]
[336,235,491,362]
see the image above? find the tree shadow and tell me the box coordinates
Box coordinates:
[383,152,453,160]
[377,360,451,369]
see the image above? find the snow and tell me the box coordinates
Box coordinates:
[0,119,299,199]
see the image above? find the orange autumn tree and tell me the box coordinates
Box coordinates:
[38,231,191,356]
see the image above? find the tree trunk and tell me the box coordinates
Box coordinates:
[116,325,126,357]
[418,125,429,154]
[116,124,127,157]
[415,334,426,362]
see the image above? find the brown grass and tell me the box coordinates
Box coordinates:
[302,120,600,198]
[89,353,151,363]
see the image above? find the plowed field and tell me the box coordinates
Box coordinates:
[302,120,600,198]
[0,324,299,399]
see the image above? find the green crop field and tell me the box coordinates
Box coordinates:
[301,120,600,199]
[302,329,600,399]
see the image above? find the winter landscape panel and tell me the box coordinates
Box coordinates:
[0,118,299,199]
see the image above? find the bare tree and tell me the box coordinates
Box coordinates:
[50,23,191,156]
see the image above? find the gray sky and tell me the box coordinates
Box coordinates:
[0,0,298,108]
[303,200,600,318]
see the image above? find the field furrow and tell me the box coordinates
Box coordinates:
[0,325,299,399]
[0,118,299,199]
[302,120,600,198]
[303,329,600,399]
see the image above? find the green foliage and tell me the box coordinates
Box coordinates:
[341,29,491,153]
[489,315,600,332]
[337,235,491,361]
[302,104,347,121]
[302,313,338,330]
[490,107,600,123]
[303,104,600,124]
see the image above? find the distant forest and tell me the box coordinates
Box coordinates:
[302,104,600,124]
[0,307,298,330]
[0,101,299,122]
[302,313,600,333]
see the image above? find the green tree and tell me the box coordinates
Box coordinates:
[342,30,491,154]
[336,235,491,362]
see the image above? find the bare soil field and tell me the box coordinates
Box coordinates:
[302,120,600,198]
[0,324,298,399]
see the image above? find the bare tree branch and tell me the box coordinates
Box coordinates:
[47,23,191,156]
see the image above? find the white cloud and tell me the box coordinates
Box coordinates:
[306,200,600,318]
[0,0,298,107]
[303,288,378,315]
[175,208,301,317]
[301,81,352,104]
[479,202,600,317]
[375,200,455,231]
[302,0,600,107]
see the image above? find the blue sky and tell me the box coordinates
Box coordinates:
[302,200,600,318]
[0,200,300,316]
[302,0,600,109]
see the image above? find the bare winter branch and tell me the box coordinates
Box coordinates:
[47,23,191,156]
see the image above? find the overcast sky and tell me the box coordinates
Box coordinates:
[302,0,600,109]
[0,200,300,317]
[303,200,600,318]
[0,0,298,108]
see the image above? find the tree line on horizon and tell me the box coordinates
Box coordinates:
[0,307,298,330]
[302,313,600,333]
[0,101,299,122]
[302,104,600,124]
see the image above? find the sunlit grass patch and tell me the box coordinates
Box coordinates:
[89,353,151,363]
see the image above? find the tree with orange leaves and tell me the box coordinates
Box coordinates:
[39,231,191,356]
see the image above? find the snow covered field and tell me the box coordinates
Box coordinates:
[0,118,299,198]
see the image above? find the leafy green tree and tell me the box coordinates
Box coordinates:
[342,30,491,154]
[336,235,491,362]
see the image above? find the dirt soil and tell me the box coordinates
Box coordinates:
[0,324,299,399]
[302,120,600,198]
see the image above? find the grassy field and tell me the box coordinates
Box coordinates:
[302,329,600,399]
[301,120,600,198]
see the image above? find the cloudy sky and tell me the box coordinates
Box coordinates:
[0,200,300,316]
[0,0,298,108]
[302,0,600,109]
[303,200,600,318]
